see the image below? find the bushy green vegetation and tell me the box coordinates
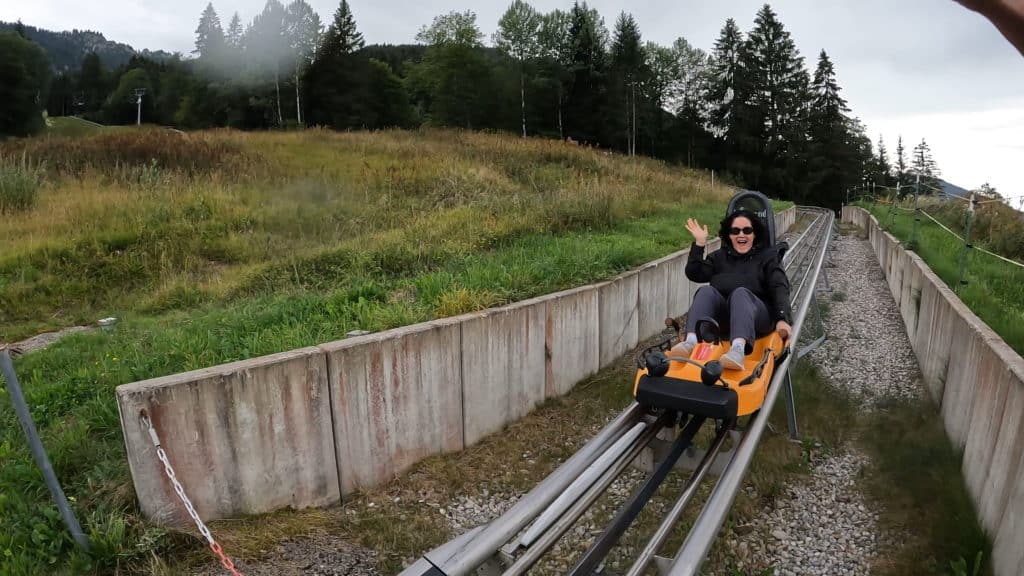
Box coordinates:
[0,154,43,214]
[0,31,51,137]
[0,127,769,574]
[924,196,1024,262]
[862,201,1024,355]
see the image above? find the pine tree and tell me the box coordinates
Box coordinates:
[609,13,642,154]
[194,2,225,61]
[911,138,941,194]
[0,32,51,137]
[742,4,812,194]
[895,135,908,187]
[494,0,541,137]
[707,19,744,139]
[706,18,751,174]
[806,50,865,207]
[564,1,608,145]
[77,52,106,114]
[319,0,364,59]
[305,0,373,130]
[226,12,243,47]
[248,0,289,125]
[875,135,891,186]
[810,50,847,125]
[610,12,644,155]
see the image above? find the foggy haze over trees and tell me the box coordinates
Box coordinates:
[3,1,941,208]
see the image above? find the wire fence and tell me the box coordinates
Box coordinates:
[846,186,1024,296]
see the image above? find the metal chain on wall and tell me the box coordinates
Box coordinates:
[140,413,245,576]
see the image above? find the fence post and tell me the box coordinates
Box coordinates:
[909,173,921,251]
[887,183,900,229]
[956,192,977,293]
[0,347,90,550]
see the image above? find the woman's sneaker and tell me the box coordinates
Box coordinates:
[720,346,746,370]
[671,340,695,357]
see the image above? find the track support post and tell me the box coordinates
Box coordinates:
[783,368,799,440]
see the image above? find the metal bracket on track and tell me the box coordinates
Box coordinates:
[646,429,741,477]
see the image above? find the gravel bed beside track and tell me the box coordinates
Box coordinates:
[722,226,913,575]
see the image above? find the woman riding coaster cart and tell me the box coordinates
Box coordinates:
[674,208,793,369]
[633,192,792,422]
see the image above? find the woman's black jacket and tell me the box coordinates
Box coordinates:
[685,241,794,325]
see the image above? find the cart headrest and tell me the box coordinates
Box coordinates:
[726,190,776,246]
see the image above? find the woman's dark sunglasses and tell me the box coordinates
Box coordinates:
[729,226,754,235]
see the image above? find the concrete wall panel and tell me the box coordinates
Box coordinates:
[461,300,546,446]
[321,320,463,496]
[940,317,982,450]
[666,253,690,321]
[598,273,640,367]
[977,366,1024,535]
[961,342,1011,527]
[116,348,338,526]
[638,262,671,341]
[545,287,600,398]
[912,278,956,403]
[993,461,1024,576]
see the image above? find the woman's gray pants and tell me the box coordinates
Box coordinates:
[684,286,773,354]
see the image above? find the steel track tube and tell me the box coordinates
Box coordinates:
[568,416,706,576]
[423,402,645,576]
[667,210,833,576]
[519,421,648,547]
[624,427,731,576]
[789,215,827,302]
[781,212,822,267]
[500,414,669,576]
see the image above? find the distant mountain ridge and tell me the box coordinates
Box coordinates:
[941,179,970,198]
[0,21,176,73]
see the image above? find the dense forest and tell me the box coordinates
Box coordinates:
[1,2,949,208]
[0,20,174,72]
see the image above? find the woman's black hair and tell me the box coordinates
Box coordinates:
[718,209,768,252]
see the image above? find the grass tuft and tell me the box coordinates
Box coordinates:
[861,394,991,576]
[0,154,43,214]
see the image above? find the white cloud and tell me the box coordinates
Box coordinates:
[864,101,1024,196]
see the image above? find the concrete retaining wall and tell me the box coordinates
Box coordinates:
[841,206,1024,576]
[117,206,797,525]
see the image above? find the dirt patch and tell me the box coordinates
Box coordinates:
[10,325,94,354]
[192,533,378,576]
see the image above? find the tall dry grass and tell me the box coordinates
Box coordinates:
[0,127,731,340]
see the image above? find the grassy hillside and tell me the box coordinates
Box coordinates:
[0,127,774,574]
[43,116,107,138]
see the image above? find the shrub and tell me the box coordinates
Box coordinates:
[0,128,253,181]
[0,154,42,214]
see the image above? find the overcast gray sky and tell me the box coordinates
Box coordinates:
[4,0,1022,199]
